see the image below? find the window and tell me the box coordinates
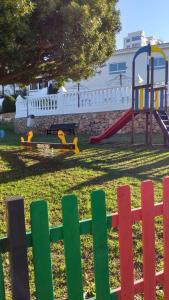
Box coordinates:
[109,62,127,74]
[154,57,165,69]
[39,80,48,89]
[30,83,38,90]
[132,43,140,48]
[132,36,141,41]
[126,38,130,43]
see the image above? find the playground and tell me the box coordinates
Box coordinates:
[0,45,169,299]
[1,0,169,295]
[0,121,169,299]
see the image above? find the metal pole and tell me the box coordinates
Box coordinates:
[146,51,150,145]
[150,57,154,146]
[163,60,168,145]
[13,84,16,96]
[120,74,122,87]
[146,113,149,145]
[165,61,168,111]
[26,96,29,118]
[131,61,135,144]
[78,83,80,108]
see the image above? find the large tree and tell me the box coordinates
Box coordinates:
[0,0,120,86]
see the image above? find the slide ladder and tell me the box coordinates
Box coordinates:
[154,111,169,144]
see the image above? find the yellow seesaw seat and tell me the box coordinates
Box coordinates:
[21,130,80,155]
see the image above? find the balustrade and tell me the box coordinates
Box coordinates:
[16,87,134,118]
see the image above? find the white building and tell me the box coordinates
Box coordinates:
[3,31,168,99]
[123,31,164,49]
[65,39,169,91]
[15,31,169,119]
[0,81,52,98]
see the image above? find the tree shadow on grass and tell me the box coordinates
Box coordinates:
[67,146,169,191]
[1,146,169,189]
[0,149,74,184]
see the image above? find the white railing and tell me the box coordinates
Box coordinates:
[15,87,132,118]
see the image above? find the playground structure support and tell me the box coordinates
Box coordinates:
[90,44,169,145]
[131,44,169,146]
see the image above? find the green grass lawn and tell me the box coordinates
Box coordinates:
[0,122,169,299]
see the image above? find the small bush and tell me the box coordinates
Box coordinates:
[48,83,58,94]
[2,96,16,113]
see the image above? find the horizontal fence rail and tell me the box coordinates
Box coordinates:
[1,177,169,299]
[15,87,132,118]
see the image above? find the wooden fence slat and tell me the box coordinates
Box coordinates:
[30,200,54,300]
[6,197,30,300]
[117,185,134,300]
[0,255,5,300]
[114,271,163,297]
[163,177,169,299]
[62,195,83,300]
[141,181,156,300]
[91,190,116,300]
[0,203,164,253]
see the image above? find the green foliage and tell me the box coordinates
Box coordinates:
[2,95,16,113]
[0,0,120,85]
[48,83,58,94]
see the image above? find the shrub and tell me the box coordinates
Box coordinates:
[48,83,58,95]
[2,96,16,113]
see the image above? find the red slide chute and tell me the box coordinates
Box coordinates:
[90,108,134,144]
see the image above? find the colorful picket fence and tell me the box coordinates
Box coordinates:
[0,177,169,299]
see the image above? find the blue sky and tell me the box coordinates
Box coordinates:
[116,1,169,49]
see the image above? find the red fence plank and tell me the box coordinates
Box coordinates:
[141,180,156,300]
[163,177,169,300]
[114,271,164,297]
[112,203,163,228]
[117,185,134,300]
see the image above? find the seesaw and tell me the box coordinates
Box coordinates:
[21,130,80,154]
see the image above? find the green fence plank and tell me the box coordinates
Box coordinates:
[62,195,83,300]
[0,255,5,300]
[0,215,113,253]
[91,190,117,300]
[30,200,54,300]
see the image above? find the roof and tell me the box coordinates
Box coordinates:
[114,42,169,57]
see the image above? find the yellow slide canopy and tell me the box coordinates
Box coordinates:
[151,45,168,61]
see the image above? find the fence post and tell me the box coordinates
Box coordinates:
[62,194,83,300]
[141,181,156,300]
[163,177,169,299]
[117,185,134,299]
[91,190,113,300]
[6,197,30,300]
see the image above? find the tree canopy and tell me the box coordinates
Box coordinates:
[0,0,120,86]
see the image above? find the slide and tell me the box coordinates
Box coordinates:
[90,108,134,143]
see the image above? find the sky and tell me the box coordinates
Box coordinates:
[116,0,169,49]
